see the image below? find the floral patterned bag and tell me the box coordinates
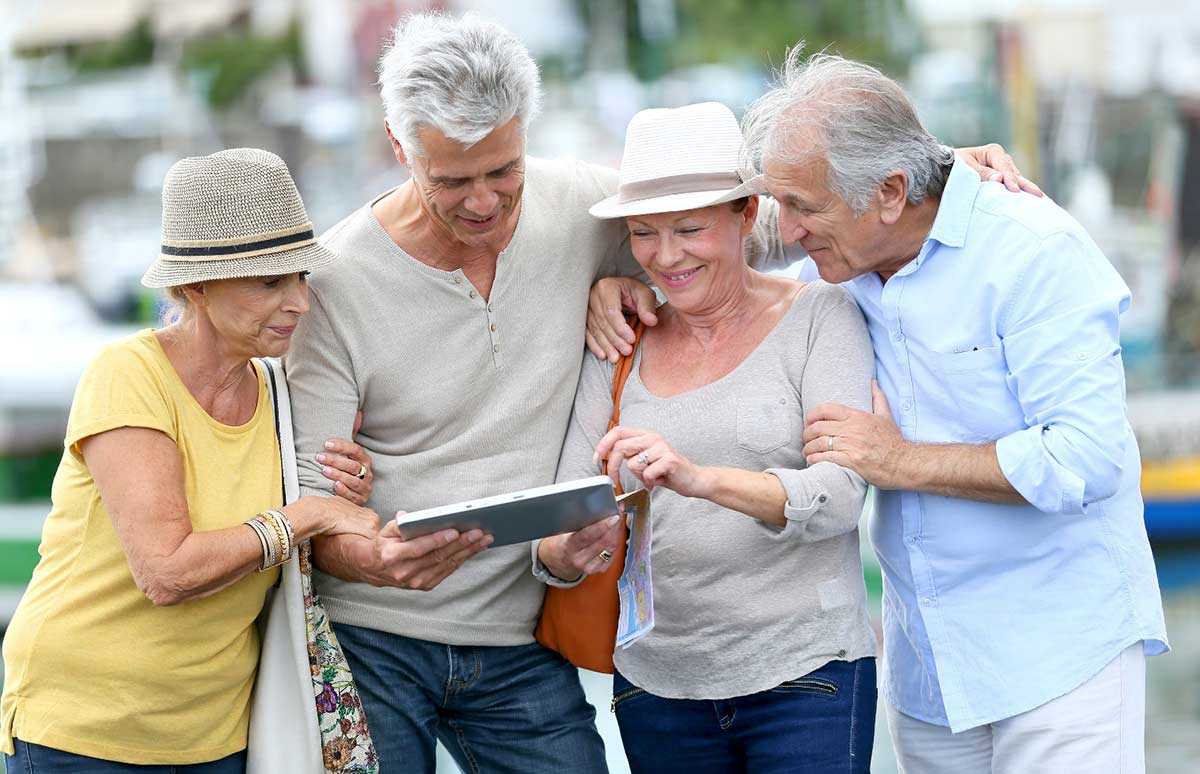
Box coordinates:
[299,542,379,772]
[247,358,380,774]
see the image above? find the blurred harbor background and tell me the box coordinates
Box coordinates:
[1,1,1198,771]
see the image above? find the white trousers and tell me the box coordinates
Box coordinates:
[887,642,1147,774]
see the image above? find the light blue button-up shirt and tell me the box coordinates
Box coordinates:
[800,160,1168,731]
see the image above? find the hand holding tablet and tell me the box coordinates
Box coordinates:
[394,476,620,548]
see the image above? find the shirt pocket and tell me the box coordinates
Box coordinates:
[927,345,1017,440]
[736,394,798,455]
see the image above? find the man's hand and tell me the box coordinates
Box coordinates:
[802,381,912,490]
[313,521,492,591]
[586,277,658,362]
[956,144,1044,197]
[537,514,624,581]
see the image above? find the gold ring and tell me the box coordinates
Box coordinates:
[827,436,835,452]
[356,463,368,480]
[598,549,613,563]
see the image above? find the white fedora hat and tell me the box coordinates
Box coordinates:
[141,148,336,288]
[589,101,763,220]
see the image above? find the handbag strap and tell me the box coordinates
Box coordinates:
[601,318,646,498]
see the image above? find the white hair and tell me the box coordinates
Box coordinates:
[743,48,954,216]
[377,11,542,156]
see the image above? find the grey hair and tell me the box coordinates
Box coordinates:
[377,11,542,156]
[743,48,953,216]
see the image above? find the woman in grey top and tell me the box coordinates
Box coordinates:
[544,103,876,773]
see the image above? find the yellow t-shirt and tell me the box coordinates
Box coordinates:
[1,329,281,764]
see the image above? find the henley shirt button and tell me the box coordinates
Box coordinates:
[487,303,493,312]
[778,397,786,405]
[837,649,847,658]
[922,597,935,606]
[469,290,477,299]
[902,399,914,411]
[453,276,462,284]
[493,344,499,353]
[893,331,904,342]
[907,535,918,545]
[490,324,497,332]
[817,494,828,504]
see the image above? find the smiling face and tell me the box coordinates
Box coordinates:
[187,272,311,359]
[764,153,894,284]
[625,198,758,313]
[393,117,526,252]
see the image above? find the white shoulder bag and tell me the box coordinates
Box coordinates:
[248,357,379,774]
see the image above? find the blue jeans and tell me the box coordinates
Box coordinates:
[4,739,245,773]
[332,622,606,774]
[613,658,877,774]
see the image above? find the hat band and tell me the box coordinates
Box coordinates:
[160,224,315,262]
[617,171,745,204]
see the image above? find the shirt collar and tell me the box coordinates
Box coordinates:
[925,159,982,249]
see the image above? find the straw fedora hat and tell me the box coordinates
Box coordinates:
[141,148,336,288]
[589,101,763,219]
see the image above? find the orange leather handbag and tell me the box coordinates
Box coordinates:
[535,319,646,674]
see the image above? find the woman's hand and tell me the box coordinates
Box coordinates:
[594,426,711,497]
[319,410,373,505]
[284,495,380,541]
[537,514,624,580]
[955,144,1044,196]
[586,277,658,362]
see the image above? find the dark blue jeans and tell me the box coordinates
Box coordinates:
[332,622,606,774]
[613,657,877,774]
[4,740,245,773]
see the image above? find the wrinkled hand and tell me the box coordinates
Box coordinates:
[538,513,624,580]
[319,410,373,505]
[586,277,659,363]
[284,494,380,540]
[802,381,911,490]
[594,426,709,497]
[365,520,492,590]
[956,144,1044,197]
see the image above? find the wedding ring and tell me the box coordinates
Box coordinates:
[598,549,613,563]
[827,436,836,451]
[356,463,368,480]
[636,452,649,466]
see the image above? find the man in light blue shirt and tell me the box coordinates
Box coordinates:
[745,52,1168,773]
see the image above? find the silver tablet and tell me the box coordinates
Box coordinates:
[393,475,619,547]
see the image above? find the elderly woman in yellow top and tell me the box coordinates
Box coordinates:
[1,149,486,772]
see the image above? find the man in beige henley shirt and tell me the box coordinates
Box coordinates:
[285,14,657,774]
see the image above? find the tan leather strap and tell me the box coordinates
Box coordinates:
[601,318,646,497]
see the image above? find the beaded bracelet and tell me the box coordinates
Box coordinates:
[264,509,293,563]
[267,509,295,556]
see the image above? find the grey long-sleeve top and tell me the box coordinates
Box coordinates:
[556,280,878,699]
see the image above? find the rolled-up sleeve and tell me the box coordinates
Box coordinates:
[994,231,1132,514]
[766,288,872,541]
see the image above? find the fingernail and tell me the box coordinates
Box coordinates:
[323,466,333,475]
[607,514,620,525]
[324,440,335,450]
[444,532,458,544]
[316,454,327,463]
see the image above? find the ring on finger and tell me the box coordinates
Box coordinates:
[636,452,649,467]
[356,462,368,480]
[827,436,836,451]
[598,549,613,563]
